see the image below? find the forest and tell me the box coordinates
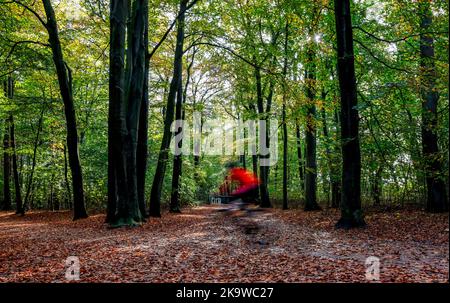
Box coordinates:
[0,0,448,283]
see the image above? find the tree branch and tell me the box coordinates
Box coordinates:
[8,0,48,28]
[353,26,449,44]
[5,40,50,62]
[147,0,199,60]
[354,39,411,73]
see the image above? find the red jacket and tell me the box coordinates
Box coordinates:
[230,167,259,190]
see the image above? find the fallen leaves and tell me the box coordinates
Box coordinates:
[0,206,448,282]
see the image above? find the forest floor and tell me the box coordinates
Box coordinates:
[0,205,448,282]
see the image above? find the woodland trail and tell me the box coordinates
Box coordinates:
[0,205,448,282]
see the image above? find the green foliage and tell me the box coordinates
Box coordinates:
[0,0,448,211]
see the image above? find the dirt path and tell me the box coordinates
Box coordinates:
[0,206,448,282]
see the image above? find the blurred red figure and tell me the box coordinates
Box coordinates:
[218,162,261,234]
[221,162,259,207]
[228,167,259,198]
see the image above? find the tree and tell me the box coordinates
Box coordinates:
[136,0,150,218]
[281,20,289,210]
[107,0,148,226]
[418,0,448,212]
[2,80,11,211]
[42,0,88,220]
[149,0,188,217]
[303,48,321,211]
[5,77,23,214]
[334,0,365,228]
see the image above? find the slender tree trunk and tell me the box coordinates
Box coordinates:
[282,104,288,210]
[2,116,11,211]
[149,0,188,217]
[419,0,448,212]
[170,66,185,213]
[2,79,11,211]
[321,100,341,209]
[371,165,383,206]
[295,120,305,195]
[193,99,201,178]
[136,0,150,218]
[334,0,365,228]
[331,109,341,208]
[321,105,332,208]
[4,78,23,214]
[282,21,289,210]
[254,67,272,208]
[23,106,44,212]
[304,50,321,211]
[63,144,72,210]
[10,114,22,214]
[42,0,87,220]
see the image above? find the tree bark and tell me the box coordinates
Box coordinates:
[418,0,448,212]
[304,50,321,211]
[23,106,44,212]
[330,109,341,208]
[321,105,332,208]
[136,0,150,218]
[107,0,148,226]
[149,0,188,217]
[106,0,128,223]
[282,21,289,210]
[2,79,10,211]
[63,144,72,210]
[122,0,147,223]
[42,0,87,220]
[170,79,183,213]
[370,165,383,206]
[10,114,22,214]
[2,116,11,211]
[295,120,305,195]
[334,0,365,228]
[254,66,272,208]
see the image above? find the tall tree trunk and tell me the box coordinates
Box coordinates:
[304,50,321,211]
[106,0,128,223]
[321,105,332,208]
[2,79,11,211]
[4,77,23,214]
[249,105,259,195]
[170,40,195,213]
[334,0,365,228]
[42,0,87,220]
[108,0,147,226]
[149,0,188,217]
[418,0,448,212]
[295,120,305,195]
[136,0,150,218]
[63,144,72,210]
[282,21,289,210]
[122,0,147,224]
[282,102,288,210]
[23,106,44,212]
[170,82,183,213]
[331,109,341,208]
[2,116,11,211]
[254,67,272,208]
[370,165,383,206]
[10,114,22,214]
